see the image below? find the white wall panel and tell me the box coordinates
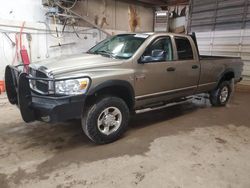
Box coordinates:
[196,29,250,84]
[190,0,250,84]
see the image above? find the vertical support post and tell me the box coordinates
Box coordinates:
[239,0,248,57]
[187,0,193,34]
[166,9,170,32]
[210,0,218,56]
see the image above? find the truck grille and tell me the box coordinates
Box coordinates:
[29,67,50,94]
[36,81,48,93]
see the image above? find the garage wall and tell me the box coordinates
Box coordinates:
[73,0,154,32]
[189,0,250,31]
[0,0,46,22]
[196,30,250,85]
[0,20,109,79]
[189,0,250,85]
[0,0,154,80]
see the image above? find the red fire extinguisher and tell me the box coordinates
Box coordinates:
[19,21,30,66]
[19,21,30,73]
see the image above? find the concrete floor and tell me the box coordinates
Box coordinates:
[0,91,250,188]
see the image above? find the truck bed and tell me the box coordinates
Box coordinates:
[200,55,241,60]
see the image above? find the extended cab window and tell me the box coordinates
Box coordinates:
[175,37,194,60]
[142,37,173,62]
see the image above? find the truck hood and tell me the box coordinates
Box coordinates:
[30,53,123,76]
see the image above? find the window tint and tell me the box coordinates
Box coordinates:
[175,37,194,60]
[144,37,173,62]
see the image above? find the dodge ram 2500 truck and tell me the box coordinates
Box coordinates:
[5,32,243,144]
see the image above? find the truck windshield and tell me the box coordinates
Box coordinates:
[88,34,149,59]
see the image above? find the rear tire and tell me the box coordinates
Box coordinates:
[209,80,232,106]
[82,96,130,144]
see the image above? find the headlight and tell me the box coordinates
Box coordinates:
[55,78,90,95]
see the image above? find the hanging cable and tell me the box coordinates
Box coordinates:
[58,0,78,10]
[0,28,93,35]
[12,34,19,65]
[19,21,25,50]
[0,22,94,35]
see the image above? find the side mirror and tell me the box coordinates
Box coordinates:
[138,56,147,64]
[151,49,165,58]
[138,49,166,64]
[138,55,156,64]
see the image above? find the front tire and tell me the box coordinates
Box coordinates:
[210,80,232,106]
[82,96,130,144]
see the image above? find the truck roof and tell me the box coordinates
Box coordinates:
[117,32,190,38]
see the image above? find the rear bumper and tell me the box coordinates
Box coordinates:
[5,65,86,123]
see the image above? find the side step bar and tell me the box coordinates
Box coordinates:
[136,98,193,114]
[135,94,210,114]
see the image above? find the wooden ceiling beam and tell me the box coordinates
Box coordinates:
[117,0,189,7]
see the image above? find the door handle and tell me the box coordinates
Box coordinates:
[166,67,176,72]
[192,65,199,69]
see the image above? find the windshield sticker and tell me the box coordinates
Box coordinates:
[134,34,149,38]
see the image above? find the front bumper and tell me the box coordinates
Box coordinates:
[31,94,86,123]
[5,65,86,123]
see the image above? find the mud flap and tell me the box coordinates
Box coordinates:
[228,78,235,103]
[18,73,36,123]
[5,65,18,105]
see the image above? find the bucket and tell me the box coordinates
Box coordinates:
[0,80,5,93]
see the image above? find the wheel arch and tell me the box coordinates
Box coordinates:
[217,69,235,86]
[86,80,135,111]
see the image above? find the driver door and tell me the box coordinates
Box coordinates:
[135,36,175,103]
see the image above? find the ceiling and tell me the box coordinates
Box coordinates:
[138,0,188,6]
[120,0,189,6]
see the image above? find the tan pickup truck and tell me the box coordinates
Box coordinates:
[5,32,243,144]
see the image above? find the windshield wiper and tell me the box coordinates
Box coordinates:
[86,51,96,54]
[95,50,116,59]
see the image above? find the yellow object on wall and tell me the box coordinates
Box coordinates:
[128,5,140,32]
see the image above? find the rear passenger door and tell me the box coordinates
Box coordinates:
[166,36,200,96]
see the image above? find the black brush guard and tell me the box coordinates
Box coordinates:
[5,65,87,123]
[5,65,35,122]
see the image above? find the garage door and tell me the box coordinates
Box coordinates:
[188,0,250,84]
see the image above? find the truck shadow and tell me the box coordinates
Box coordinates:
[130,100,208,130]
[55,100,208,149]
[20,99,212,152]
[2,93,249,180]
[10,100,206,178]
[23,100,211,157]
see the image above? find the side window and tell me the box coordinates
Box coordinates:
[175,37,194,60]
[143,37,173,62]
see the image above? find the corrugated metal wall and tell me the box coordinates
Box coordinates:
[189,0,250,85]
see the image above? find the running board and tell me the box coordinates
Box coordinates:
[135,94,210,114]
[193,94,210,100]
[135,98,192,114]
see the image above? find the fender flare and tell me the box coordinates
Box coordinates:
[216,68,235,86]
[87,80,135,107]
